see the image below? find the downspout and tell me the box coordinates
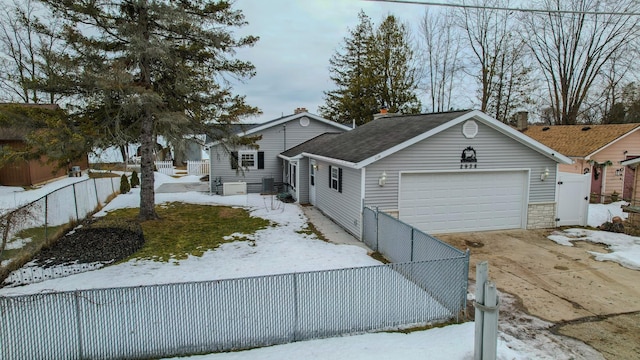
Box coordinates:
[283,124,287,191]
[283,124,287,150]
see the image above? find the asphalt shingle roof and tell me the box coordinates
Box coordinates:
[281,133,343,158]
[298,110,472,163]
[523,123,640,157]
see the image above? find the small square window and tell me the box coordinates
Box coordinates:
[238,150,257,169]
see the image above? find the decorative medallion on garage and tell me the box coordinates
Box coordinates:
[460,146,477,168]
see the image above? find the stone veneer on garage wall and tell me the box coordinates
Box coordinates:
[527,203,556,229]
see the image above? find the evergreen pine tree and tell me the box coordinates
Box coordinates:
[371,15,421,115]
[130,170,140,188]
[320,11,421,126]
[319,11,379,126]
[39,0,260,220]
[120,174,131,194]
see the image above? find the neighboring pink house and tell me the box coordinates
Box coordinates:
[523,123,640,202]
[621,157,640,224]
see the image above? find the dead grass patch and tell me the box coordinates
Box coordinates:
[105,202,271,262]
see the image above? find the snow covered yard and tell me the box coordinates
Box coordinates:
[1,173,638,359]
[546,199,640,271]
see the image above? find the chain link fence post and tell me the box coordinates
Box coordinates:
[474,261,499,360]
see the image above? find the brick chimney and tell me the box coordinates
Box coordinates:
[294,107,308,114]
[373,106,391,120]
[516,111,529,131]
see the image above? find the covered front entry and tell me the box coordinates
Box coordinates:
[398,171,528,233]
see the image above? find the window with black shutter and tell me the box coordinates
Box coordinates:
[329,165,342,193]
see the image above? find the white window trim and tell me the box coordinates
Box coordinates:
[290,163,297,189]
[330,166,340,191]
[238,150,258,170]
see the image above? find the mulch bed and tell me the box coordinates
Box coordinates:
[32,218,145,268]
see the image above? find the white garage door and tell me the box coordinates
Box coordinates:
[399,171,527,234]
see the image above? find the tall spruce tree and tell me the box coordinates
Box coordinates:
[320,11,420,126]
[320,11,378,126]
[373,15,421,115]
[39,0,259,220]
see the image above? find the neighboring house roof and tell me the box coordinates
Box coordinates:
[205,112,352,147]
[298,110,572,168]
[0,127,30,141]
[0,103,63,141]
[0,103,60,111]
[523,123,640,158]
[279,133,343,160]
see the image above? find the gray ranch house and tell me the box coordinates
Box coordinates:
[279,110,572,238]
[206,111,352,195]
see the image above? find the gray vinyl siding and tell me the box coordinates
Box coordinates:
[314,161,362,237]
[296,158,310,203]
[209,116,346,192]
[363,121,558,211]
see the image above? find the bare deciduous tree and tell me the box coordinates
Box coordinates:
[458,0,514,114]
[419,8,463,112]
[524,0,640,125]
[0,0,67,104]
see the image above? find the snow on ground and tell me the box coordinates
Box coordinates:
[3,175,637,359]
[0,174,380,295]
[587,200,628,227]
[549,201,640,270]
[548,228,640,270]
[0,174,90,212]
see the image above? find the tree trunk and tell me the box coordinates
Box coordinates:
[139,107,157,220]
[137,2,158,221]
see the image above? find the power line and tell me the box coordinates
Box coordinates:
[364,0,640,16]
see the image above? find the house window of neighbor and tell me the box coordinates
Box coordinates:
[330,166,342,192]
[239,150,257,169]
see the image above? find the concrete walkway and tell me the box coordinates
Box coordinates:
[300,205,371,251]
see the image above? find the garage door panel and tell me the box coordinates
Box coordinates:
[399,171,526,233]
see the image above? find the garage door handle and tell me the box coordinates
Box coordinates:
[584,196,588,201]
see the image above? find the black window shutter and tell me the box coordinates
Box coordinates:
[338,168,343,193]
[329,165,332,186]
[230,151,238,169]
[258,152,264,169]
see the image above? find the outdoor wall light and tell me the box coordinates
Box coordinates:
[378,171,387,187]
[540,167,550,181]
[312,164,318,171]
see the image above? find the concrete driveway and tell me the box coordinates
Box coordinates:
[437,229,640,359]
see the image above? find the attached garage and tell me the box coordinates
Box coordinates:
[293,110,573,239]
[399,171,528,233]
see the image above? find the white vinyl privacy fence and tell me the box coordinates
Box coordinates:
[154,161,173,175]
[0,204,469,359]
[187,160,209,176]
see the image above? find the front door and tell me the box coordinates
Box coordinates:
[309,160,316,205]
[590,164,603,202]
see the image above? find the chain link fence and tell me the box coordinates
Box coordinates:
[362,206,469,316]
[0,202,469,359]
[0,177,120,285]
[363,207,467,262]
[1,257,467,360]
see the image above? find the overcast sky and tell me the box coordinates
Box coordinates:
[231,0,448,123]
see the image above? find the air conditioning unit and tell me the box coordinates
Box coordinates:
[223,182,247,196]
